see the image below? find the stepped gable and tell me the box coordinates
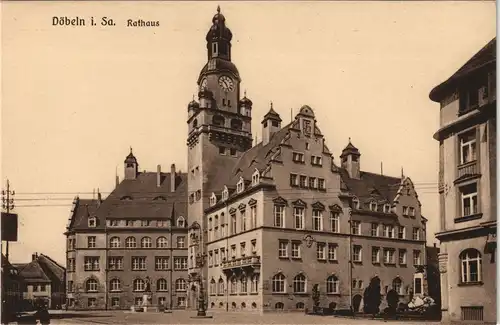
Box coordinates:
[339,168,402,205]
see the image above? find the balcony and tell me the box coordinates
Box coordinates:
[221,255,261,274]
[455,161,480,184]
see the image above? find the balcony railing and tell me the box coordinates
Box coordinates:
[221,255,261,271]
[457,161,479,181]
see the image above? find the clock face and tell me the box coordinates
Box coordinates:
[218,75,234,92]
[200,78,208,90]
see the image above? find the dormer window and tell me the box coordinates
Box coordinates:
[120,196,133,201]
[222,187,229,201]
[177,216,186,228]
[252,170,260,186]
[210,193,217,206]
[88,216,97,228]
[352,197,360,209]
[370,202,377,211]
[292,152,305,163]
[153,196,166,201]
[237,177,245,193]
[383,204,391,213]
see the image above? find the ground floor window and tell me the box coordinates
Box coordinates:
[111,297,119,307]
[296,302,305,309]
[275,302,284,310]
[177,297,186,308]
[87,298,97,308]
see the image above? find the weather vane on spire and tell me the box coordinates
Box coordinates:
[270,101,273,109]
[244,89,247,97]
[130,146,133,154]
[217,5,221,14]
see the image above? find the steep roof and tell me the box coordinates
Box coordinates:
[37,254,65,282]
[17,260,51,283]
[430,37,496,102]
[67,171,188,232]
[339,168,402,206]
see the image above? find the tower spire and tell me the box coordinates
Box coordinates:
[217,5,220,13]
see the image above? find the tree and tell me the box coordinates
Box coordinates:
[386,289,399,315]
[363,277,382,316]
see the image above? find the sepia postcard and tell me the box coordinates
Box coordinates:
[1,1,497,324]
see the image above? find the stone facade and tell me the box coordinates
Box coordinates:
[431,38,496,323]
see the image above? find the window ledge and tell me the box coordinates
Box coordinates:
[328,259,338,263]
[326,293,341,296]
[271,292,288,295]
[291,257,302,260]
[293,292,309,296]
[249,292,259,295]
[455,213,483,223]
[457,281,483,287]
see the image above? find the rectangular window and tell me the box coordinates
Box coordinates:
[414,278,422,294]
[316,242,326,260]
[371,223,379,237]
[219,146,226,155]
[460,183,478,217]
[291,242,301,258]
[459,129,477,164]
[67,258,75,272]
[409,207,415,217]
[214,250,219,265]
[399,249,407,265]
[87,236,96,248]
[32,285,39,292]
[108,257,123,270]
[309,177,317,189]
[274,205,284,227]
[398,226,406,239]
[329,212,339,233]
[278,241,288,258]
[174,257,188,270]
[126,220,134,227]
[240,210,247,232]
[353,246,362,262]
[384,225,395,238]
[231,214,236,234]
[312,210,323,231]
[250,205,257,229]
[318,178,326,190]
[402,206,409,216]
[299,175,307,188]
[208,252,213,266]
[132,257,146,271]
[155,257,169,270]
[372,247,380,263]
[311,155,323,166]
[67,281,74,292]
[351,221,361,235]
[88,298,97,308]
[231,245,236,258]
[412,228,420,240]
[383,249,395,264]
[290,173,298,187]
[240,242,246,256]
[84,256,100,271]
[111,297,120,307]
[294,207,304,229]
[141,220,150,227]
[413,250,421,266]
[176,236,185,248]
[251,240,256,253]
[328,244,337,261]
[292,152,305,163]
[40,285,46,292]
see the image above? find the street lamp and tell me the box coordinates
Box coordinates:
[189,225,212,319]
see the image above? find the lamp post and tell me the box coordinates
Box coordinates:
[189,227,212,319]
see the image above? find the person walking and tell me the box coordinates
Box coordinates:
[34,303,50,325]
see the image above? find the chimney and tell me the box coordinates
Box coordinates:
[32,253,37,261]
[170,164,176,192]
[115,175,119,188]
[97,189,102,207]
[157,165,162,187]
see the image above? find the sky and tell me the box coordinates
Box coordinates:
[1,1,496,264]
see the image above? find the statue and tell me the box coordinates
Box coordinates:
[142,277,152,308]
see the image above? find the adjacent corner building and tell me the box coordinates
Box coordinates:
[430,37,496,323]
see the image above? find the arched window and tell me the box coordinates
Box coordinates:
[392,277,402,295]
[156,237,168,248]
[296,302,305,309]
[177,217,186,228]
[240,276,248,293]
[326,275,339,294]
[157,278,168,292]
[230,119,243,130]
[252,302,257,309]
[293,274,306,293]
[125,237,136,248]
[210,279,216,295]
[352,197,360,209]
[370,201,378,211]
[86,278,98,292]
[251,274,259,293]
[110,278,121,292]
[275,302,284,310]
[141,237,152,248]
[175,279,187,291]
[230,276,237,294]
[241,302,246,308]
[460,249,482,283]
[212,115,225,127]
[218,278,224,295]
[272,273,286,293]
[133,279,145,292]
[109,237,121,248]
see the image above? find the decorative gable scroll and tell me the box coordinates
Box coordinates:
[292,199,307,207]
[248,198,257,207]
[311,201,325,211]
[272,196,288,206]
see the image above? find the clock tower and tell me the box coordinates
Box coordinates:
[186,6,253,308]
